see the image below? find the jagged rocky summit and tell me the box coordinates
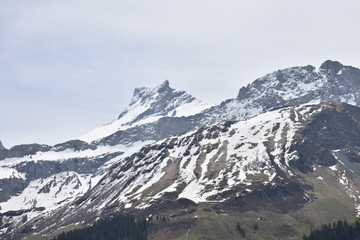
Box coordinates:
[78,60,360,148]
[79,80,212,143]
[197,60,360,127]
[237,60,360,107]
[0,80,215,239]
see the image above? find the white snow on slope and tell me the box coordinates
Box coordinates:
[0,140,152,221]
[0,172,97,215]
[175,106,305,202]
[0,167,25,180]
[90,103,321,208]
[79,81,212,143]
[167,100,212,117]
[0,140,151,170]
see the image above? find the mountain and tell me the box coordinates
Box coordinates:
[1,60,360,239]
[6,102,360,240]
[79,80,212,143]
[78,60,360,149]
[0,81,210,207]
[0,140,124,218]
[195,60,360,127]
[0,141,5,151]
[236,60,360,107]
[87,60,360,150]
[0,81,211,239]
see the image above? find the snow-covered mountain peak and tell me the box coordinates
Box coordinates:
[196,60,360,131]
[233,60,360,111]
[236,64,318,101]
[155,79,171,92]
[79,81,212,143]
[129,80,170,105]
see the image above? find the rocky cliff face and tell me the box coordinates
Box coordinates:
[211,59,355,125]
[0,143,51,160]
[194,60,360,128]
[117,80,202,122]
[237,60,360,107]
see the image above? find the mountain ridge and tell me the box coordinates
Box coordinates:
[79,80,212,143]
[7,101,360,240]
[2,60,360,239]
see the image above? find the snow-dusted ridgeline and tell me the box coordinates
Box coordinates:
[0,140,151,215]
[76,103,324,212]
[79,80,212,143]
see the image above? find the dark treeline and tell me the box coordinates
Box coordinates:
[303,219,360,240]
[52,215,147,240]
[236,222,246,237]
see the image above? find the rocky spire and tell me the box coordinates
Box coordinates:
[118,80,197,122]
[320,60,343,73]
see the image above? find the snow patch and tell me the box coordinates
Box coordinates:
[329,165,337,171]
[0,172,100,215]
[0,167,25,180]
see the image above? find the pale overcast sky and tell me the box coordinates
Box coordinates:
[1,0,360,148]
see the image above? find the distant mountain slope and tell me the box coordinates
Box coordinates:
[197,60,360,126]
[56,102,360,210]
[8,102,360,240]
[91,60,360,148]
[79,60,360,149]
[237,60,360,108]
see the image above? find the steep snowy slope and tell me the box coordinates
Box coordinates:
[0,140,151,225]
[79,80,212,143]
[65,103,346,209]
[10,102,360,240]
